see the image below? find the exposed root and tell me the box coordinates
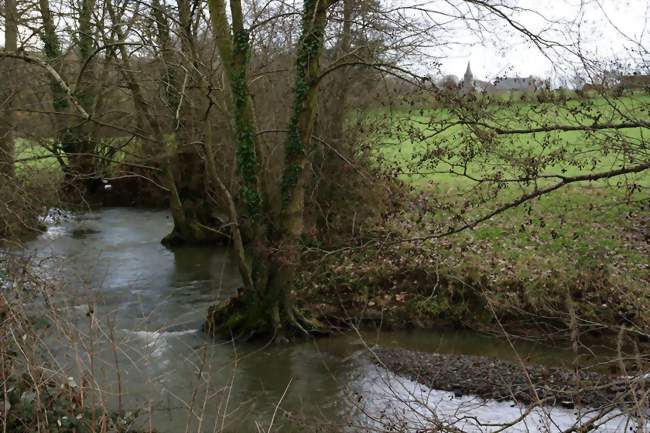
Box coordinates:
[203,292,329,342]
[161,220,230,247]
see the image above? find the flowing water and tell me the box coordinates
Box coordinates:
[17,208,638,432]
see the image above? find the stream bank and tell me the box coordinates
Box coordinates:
[5,207,648,433]
[370,347,637,410]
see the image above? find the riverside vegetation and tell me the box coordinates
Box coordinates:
[1,0,650,431]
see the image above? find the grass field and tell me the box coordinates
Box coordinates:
[374,93,650,186]
[14,138,62,172]
[370,92,650,292]
[13,135,157,178]
[302,92,649,331]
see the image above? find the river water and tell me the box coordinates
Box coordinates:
[19,208,637,433]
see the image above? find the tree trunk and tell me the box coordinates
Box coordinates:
[204,0,283,338]
[204,0,334,341]
[37,0,98,199]
[327,0,353,143]
[267,0,332,336]
[151,0,229,245]
[0,0,17,179]
[65,0,98,194]
[105,0,198,244]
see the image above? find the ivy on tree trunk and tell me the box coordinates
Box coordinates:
[205,0,337,340]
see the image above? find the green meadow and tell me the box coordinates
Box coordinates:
[14,138,62,172]
[375,93,649,185]
[372,93,650,285]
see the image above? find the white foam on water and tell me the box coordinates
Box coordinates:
[122,329,198,360]
[126,329,198,338]
[349,362,648,433]
[42,225,67,240]
[38,208,72,225]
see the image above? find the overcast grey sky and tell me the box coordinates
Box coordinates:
[429,0,649,81]
[1,0,647,83]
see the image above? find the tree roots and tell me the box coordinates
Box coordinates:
[203,290,329,342]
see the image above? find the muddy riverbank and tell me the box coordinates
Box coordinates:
[371,347,637,410]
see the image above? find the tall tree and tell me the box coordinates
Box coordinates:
[64,0,98,187]
[205,0,338,339]
[103,0,189,236]
[34,0,132,199]
[37,0,70,154]
[36,0,102,196]
[0,0,18,178]
[150,0,229,245]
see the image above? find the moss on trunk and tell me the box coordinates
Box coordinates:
[203,276,327,341]
[203,0,333,340]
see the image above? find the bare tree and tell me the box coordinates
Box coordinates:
[0,0,17,178]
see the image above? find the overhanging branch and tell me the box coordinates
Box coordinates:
[411,161,650,242]
[0,50,90,119]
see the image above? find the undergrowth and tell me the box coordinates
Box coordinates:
[302,189,649,338]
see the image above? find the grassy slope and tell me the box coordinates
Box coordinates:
[14,138,62,173]
[376,94,649,185]
[13,135,153,175]
[319,93,650,331]
[374,94,649,251]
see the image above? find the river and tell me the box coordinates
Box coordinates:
[19,207,637,433]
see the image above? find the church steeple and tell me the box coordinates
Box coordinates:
[464,62,473,80]
[463,61,474,92]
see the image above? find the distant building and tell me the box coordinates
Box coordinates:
[600,70,621,88]
[487,76,548,93]
[442,62,549,95]
[582,70,621,91]
[619,72,650,89]
[582,83,605,93]
[448,62,550,95]
[582,71,650,91]
[438,74,460,90]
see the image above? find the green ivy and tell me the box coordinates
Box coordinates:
[40,30,68,114]
[281,0,327,206]
[230,28,262,217]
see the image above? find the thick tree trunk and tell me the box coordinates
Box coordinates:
[204,0,334,341]
[267,0,331,335]
[151,0,229,245]
[38,0,98,199]
[105,0,198,244]
[205,0,283,339]
[0,0,17,179]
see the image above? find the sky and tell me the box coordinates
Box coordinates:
[1,0,648,84]
[424,0,650,82]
